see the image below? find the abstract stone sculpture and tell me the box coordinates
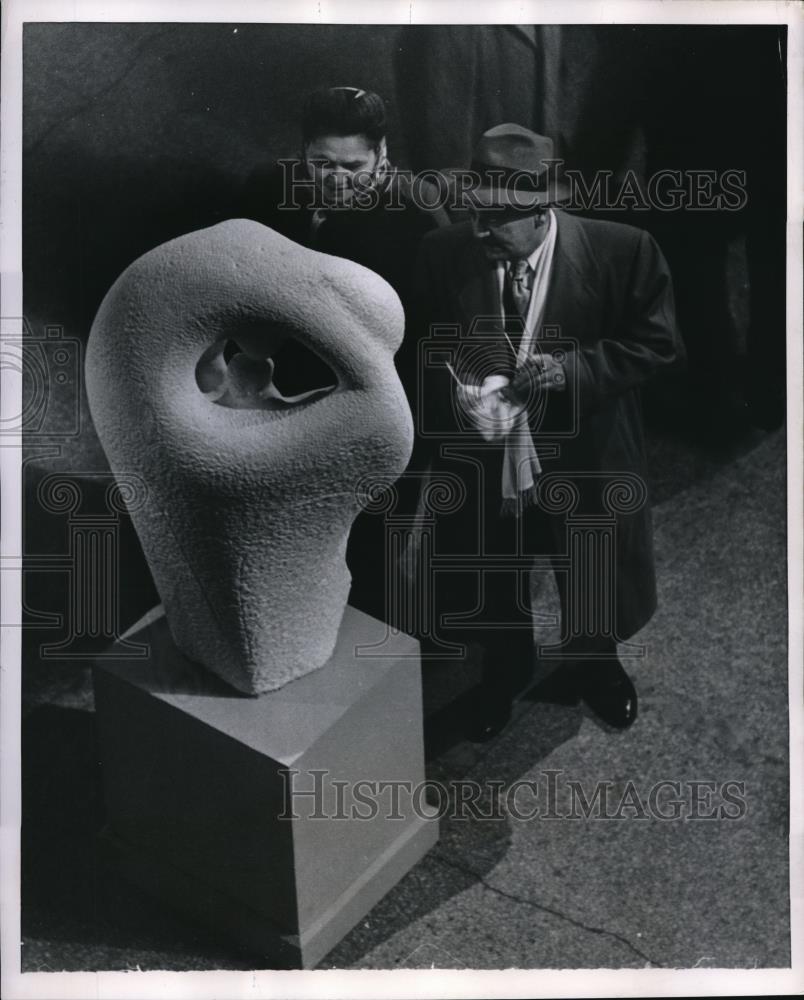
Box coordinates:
[86,219,413,694]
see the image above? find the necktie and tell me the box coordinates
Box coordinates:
[507,259,531,317]
[501,259,530,359]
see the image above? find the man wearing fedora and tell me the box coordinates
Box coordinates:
[409,124,684,741]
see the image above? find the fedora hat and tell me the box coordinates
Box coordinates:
[449,123,570,209]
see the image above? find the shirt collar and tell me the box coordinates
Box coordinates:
[500,208,556,275]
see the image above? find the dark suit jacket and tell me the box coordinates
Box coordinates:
[238,161,448,317]
[408,209,684,640]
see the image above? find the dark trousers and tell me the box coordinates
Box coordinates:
[430,499,618,703]
[346,468,424,624]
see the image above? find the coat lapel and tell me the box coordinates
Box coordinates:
[453,210,601,340]
[456,240,501,332]
[451,210,607,359]
[451,239,510,382]
[542,210,601,339]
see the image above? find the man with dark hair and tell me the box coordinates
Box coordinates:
[298,88,388,225]
[239,85,447,314]
[301,84,388,154]
[237,85,448,621]
[412,124,684,741]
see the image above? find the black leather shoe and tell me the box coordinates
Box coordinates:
[529,665,581,706]
[466,691,512,743]
[575,659,637,729]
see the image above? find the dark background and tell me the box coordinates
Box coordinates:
[24,24,786,355]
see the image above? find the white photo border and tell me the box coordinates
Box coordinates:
[2,2,801,998]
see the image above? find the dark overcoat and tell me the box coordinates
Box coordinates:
[238,161,448,316]
[406,209,684,642]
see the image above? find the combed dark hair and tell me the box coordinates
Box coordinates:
[301,86,387,146]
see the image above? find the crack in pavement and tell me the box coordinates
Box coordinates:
[434,855,665,968]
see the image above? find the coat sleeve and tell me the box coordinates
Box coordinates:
[562,229,685,416]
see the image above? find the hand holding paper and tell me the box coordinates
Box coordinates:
[452,370,518,441]
[500,353,566,406]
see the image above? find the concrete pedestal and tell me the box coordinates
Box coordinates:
[93,604,438,968]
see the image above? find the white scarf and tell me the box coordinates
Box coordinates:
[499,209,557,514]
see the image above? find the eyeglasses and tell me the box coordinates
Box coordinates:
[470,206,549,227]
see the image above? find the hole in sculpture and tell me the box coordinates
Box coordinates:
[195,325,337,411]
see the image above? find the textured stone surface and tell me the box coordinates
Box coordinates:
[85,220,412,694]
